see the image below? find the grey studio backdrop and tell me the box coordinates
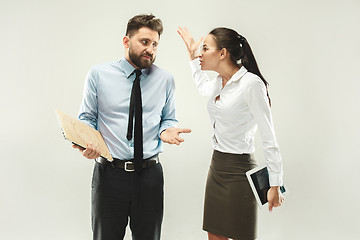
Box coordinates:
[1,0,359,239]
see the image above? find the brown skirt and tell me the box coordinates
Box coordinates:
[203,150,258,240]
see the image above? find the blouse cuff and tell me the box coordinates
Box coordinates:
[269,173,283,187]
[189,58,201,73]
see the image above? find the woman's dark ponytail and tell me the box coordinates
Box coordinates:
[209,28,271,106]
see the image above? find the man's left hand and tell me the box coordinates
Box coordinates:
[160,127,191,145]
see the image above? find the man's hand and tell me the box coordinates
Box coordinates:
[160,127,191,145]
[267,186,284,212]
[72,143,101,159]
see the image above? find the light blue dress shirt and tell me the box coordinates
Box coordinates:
[78,58,177,160]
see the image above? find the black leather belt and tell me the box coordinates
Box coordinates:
[97,155,159,172]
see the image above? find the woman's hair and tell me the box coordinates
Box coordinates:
[126,14,163,38]
[209,27,271,106]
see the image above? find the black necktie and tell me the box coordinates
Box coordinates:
[126,69,143,172]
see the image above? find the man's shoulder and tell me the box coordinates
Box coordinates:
[147,64,173,80]
[90,61,120,72]
[86,61,124,80]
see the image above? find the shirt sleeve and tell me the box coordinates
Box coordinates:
[189,58,215,96]
[158,75,178,136]
[78,68,98,129]
[247,78,283,186]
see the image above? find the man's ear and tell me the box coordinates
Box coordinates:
[123,36,130,48]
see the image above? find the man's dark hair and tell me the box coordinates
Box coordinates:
[126,14,163,37]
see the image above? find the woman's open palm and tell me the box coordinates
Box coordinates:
[177,27,204,60]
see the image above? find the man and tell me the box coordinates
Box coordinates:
[73,14,190,240]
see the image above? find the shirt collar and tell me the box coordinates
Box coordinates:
[226,66,248,84]
[119,57,150,78]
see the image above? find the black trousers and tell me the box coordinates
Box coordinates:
[91,161,164,240]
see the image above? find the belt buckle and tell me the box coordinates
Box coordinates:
[124,161,135,172]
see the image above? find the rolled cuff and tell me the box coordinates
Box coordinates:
[158,121,177,138]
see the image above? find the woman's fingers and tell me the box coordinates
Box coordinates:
[177,27,203,60]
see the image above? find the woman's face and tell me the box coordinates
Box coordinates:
[199,34,221,71]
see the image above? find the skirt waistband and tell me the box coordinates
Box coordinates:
[211,150,256,173]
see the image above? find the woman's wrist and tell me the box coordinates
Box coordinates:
[188,51,197,60]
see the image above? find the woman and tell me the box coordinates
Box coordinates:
[177,27,284,240]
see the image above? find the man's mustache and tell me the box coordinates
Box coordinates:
[142,53,153,60]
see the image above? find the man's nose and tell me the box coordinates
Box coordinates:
[146,45,154,54]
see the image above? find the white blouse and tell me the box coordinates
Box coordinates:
[189,59,283,186]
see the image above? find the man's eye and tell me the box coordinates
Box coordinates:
[142,40,148,45]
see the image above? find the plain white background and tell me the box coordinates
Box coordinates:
[1,0,360,239]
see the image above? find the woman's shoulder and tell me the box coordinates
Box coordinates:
[242,71,264,89]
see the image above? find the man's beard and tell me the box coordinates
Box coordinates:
[129,48,155,69]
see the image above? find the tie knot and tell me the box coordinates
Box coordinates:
[134,69,142,79]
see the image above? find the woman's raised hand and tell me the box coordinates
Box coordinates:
[177,27,204,60]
